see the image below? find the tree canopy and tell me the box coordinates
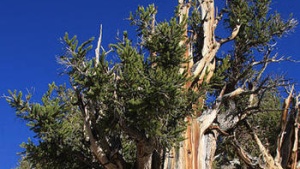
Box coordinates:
[6,0,299,169]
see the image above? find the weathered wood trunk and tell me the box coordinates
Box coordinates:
[163,0,225,168]
[164,122,217,169]
[163,96,241,169]
[164,120,218,169]
[163,0,218,168]
[275,87,300,169]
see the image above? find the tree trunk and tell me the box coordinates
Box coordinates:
[164,115,221,169]
[164,99,224,169]
[136,141,154,169]
[164,0,223,168]
[151,149,163,169]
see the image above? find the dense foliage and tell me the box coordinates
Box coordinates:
[7,5,199,168]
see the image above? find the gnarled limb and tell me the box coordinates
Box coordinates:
[232,131,259,167]
[275,86,294,165]
[245,121,283,169]
[76,91,121,169]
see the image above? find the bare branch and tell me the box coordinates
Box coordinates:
[72,84,122,169]
[208,125,229,136]
[245,121,283,169]
[222,87,245,99]
[232,131,259,167]
[219,24,241,44]
[95,24,103,67]
[251,54,284,67]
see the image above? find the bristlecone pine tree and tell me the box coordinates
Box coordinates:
[7,0,299,169]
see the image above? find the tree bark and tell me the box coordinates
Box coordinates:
[136,141,154,169]
[165,1,219,168]
[164,1,240,167]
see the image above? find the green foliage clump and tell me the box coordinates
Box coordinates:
[8,84,100,168]
[7,4,198,168]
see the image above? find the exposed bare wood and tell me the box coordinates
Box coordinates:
[245,121,283,169]
[77,93,120,169]
[196,85,226,169]
[191,0,219,84]
[289,95,300,169]
[232,131,258,167]
[219,24,241,44]
[222,87,245,99]
[277,88,300,169]
[231,85,300,169]
[178,0,193,77]
[275,86,294,164]
[290,122,299,169]
[190,0,241,84]
[165,0,290,168]
[209,125,230,136]
[177,1,195,169]
[95,24,103,66]
[119,116,155,169]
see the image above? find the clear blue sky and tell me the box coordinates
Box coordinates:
[0,1,299,168]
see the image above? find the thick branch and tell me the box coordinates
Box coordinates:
[245,121,282,169]
[119,117,154,169]
[275,86,294,164]
[119,118,145,142]
[232,131,258,167]
[197,85,227,134]
[74,88,120,169]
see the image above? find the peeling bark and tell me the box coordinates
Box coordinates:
[168,1,221,168]
[178,0,193,78]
